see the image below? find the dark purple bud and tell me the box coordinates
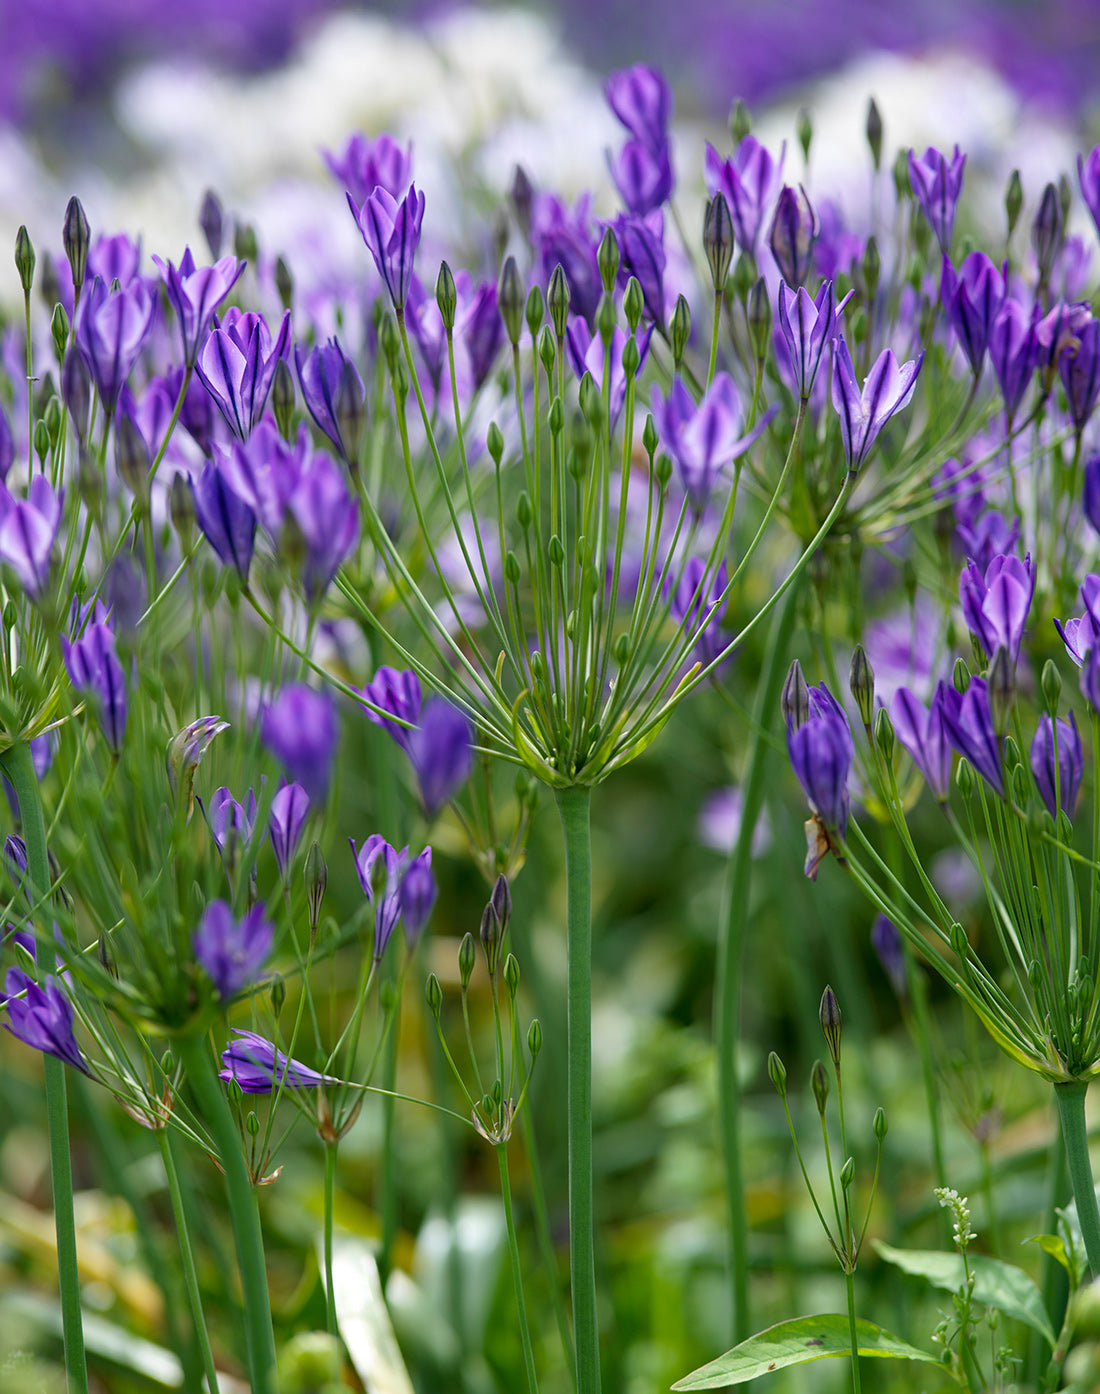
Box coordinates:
[193,900,273,998]
[195,307,292,439]
[491,874,512,934]
[959,553,1033,665]
[295,338,366,463]
[1032,182,1064,286]
[63,196,91,295]
[323,132,412,206]
[269,782,310,875]
[151,248,246,366]
[219,1028,338,1093]
[907,145,966,254]
[891,685,952,801]
[3,969,89,1073]
[782,659,810,732]
[261,686,338,806]
[0,477,63,599]
[74,276,155,415]
[831,338,923,473]
[704,136,783,255]
[61,623,127,753]
[61,349,92,442]
[607,213,666,327]
[940,253,1007,375]
[768,184,818,286]
[359,666,422,754]
[5,835,27,880]
[1059,317,1100,432]
[703,193,735,292]
[283,451,360,602]
[1031,712,1083,819]
[407,698,473,817]
[191,462,256,579]
[347,184,425,310]
[819,985,841,1066]
[938,677,1004,797]
[398,847,436,945]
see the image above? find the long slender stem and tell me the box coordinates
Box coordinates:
[179,1035,279,1394]
[521,1102,577,1385]
[844,1268,862,1394]
[159,1128,221,1394]
[556,784,600,1394]
[324,1142,338,1338]
[1054,1080,1100,1277]
[2,742,89,1394]
[715,581,801,1342]
[498,1142,539,1394]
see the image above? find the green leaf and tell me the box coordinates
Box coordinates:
[670,1314,940,1388]
[874,1240,1056,1346]
[330,1237,416,1394]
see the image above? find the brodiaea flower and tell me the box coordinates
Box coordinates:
[323,132,412,206]
[269,783,310,875]
[295,338,366,464]
[347,184,425,311]
[407,699,473,816]
[220,1029,338,1093]
[0,477,63,599]
[195,307,292,439]
[153,249,246,366]
[359,667,421,753]
[832,339,923,473]
[1031,713,1083,819]
[193,900,273,998]
[776,280,850,400]
[704,136,784,255]
[62,623,128,753]
[652,373,774,513]
[908,145,966,254]
[959,553,1033,664]
[74,275,155,415]
[4,969,89,1073]
[261,686,338,805]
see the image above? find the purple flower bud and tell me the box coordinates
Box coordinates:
[871,916,907,996]
[350,834,406,959]
[907,145,966,254]
[220,1028,339,1093]
[152,248,246,366]
[940,253,1007,375]
[957,510,1020,573]
[989,298,1038,425]
[359,666,421,754]
[787,685,853,837]
[3,968,89,1073]
[768,185,818,286]
[191,461,257,578]
[407,698,473,816]
[776,280,850,400]
[891,684,952,801]
[347,184,425,311]
[323,132,412,206]
[74,275,155,415]
[294,338,366,464]
[605,65,671,154]
[670,557,730,669]
[1031,712,1083,818]
[1079,148,1100,241]
[704,136,784,255]
[269,782,310,875]
[204,785,259,855]
[398,847,437,945]
[1055,574,1100,666]
[959,553,1033,665]
[193,900,273,998]
[938,677,1004,797]
[284,451,360,602]
[0,477,62,599]
[195,307,292,439]
[261,685,338,806]
[652,373,775,513]
[1059,316,1100,431]
[831,338,924,473]
[61,623,127,753]
[610,140,673,217]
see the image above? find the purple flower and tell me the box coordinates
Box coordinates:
[871,916,907,996]
[940,253,1007,375]
[1031,713,1083,819]
[261,685,338,805]
[938,677,1004,797]
[776,280,850,400]
[907,145,966,254]
[957,510,1020,573]
[204,785,259,855]
[191,461,257,578]
[652,373,774,512]
[195,307,292,439]
[398,846,436,945]
[460,283,505,391]
[1083,646,1100,708]
[407,699,473,816]
[1078,148,1100,243]
[347,184,425,311]
[87,234,141,289]
[768,185,817,286]
[704,136,783,254]
[787,689,852,876]
[0,402,13,480]
[831,339,924,473]
[3,969,89,1073]
[532,192,602,326]
[323,132,412,206]
[566,317,653,426]
[989,299,1038,425]
[1059,316,1100,432]
[295,338,365,464]
[1055,574,1100,666]
[605,64,671,154]
[350,834,407,958]
[193,900,273,998]
[1085,455,1100,537]
[891,684,952,801]
[1035,299,1092,374]
[0,477,63,599]
[608,212,667,325]
[73,275,155,415]
[269,782,310,875]
[959,553,1033,664]
[610,140,674,216]
[359,666,421,753]
[670,557,730,668]
[152,249,246,366]
[284,451,360,601]
[61,623,127,753]
[214,420,302,536]
[220,1029,339,1093]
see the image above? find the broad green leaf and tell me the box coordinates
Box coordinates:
[874,1240,1055,1346]
[330,1237,416,1394]
[671,1314,940,1388]
[1025,1233,1074,1278]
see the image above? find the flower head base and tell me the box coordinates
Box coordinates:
[193,901,273,999]
[831,339,923,474]
[220,1029,338,1093]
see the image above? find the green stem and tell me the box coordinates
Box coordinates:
[521,1102,577,1386]
[379,981,399,1283]
[1055,1080,1100,1276]
[159,1128,221,1394]
[324,1142,338,1338]
[844,1268,862,1394]
[179,1036,279,1394]
[715,582,801,1342]
[2,743,89,1394]
[556,785,600,1394]
[498,1143,539,1394]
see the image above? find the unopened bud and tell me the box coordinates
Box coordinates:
[781,659,810,731]
[306,841,327,937]
[953,657,971,694]
[116,408,150,501]
[892,148,910,203]
[458,932,477,988]
[547,263,570,338]
[747,277,771,361]
[1031,182,1063,287]
[596,291,617,346]
[1005,169,1023,240]
[797,107,813,164]
[768,1050,787,1097]
[246,1111,260,1137]
[537,324,556,377]
[15,226,35,295]
[199,190,224,259]
[436,260,457,331]
[1041,659,1062,716]
[860,236,881,303]
[597,226,620,293]
[730,99,752,144]
[426,972,443,1018]
[848,645,875,728]
[63,196,91,295]
[956,757,974,801]
[487,421,505,466]
[62,350,92,441]
[873,1106,887,1141]
[865,99,883,172]
[811,1058,829,1115]
[873,707,895,765]
[491,874,512,935]
[704,193,735,292]
[819,985,842,1067]
[524,284,544,341]
[839,1155,856,1190]
[170,472,195,548]
[670,294,691,363]
[51,303,69,365]
[623,275,644,332]
[503,952,520,996]
[270,974,286,1018]
[1058,172,1073,231]
[481,900,502,975]
[32,420,49,468]
[233,221,258,265]
[527,1018,542,1059]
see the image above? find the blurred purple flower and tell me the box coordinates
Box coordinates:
[0,477,63,599]
[359,666,421,754]
[605,64,671,153]
[610,140,674,216]
[295,337,365,463]
[1058,315,1100,432]
[1084,454,1100,537]
[532,192,602,326]
[194,900,273,998]
[1080,147,1100,242]
[407,699,473,816]
[191,461,257,578]
[831,339,923,472]
[152,249,246,366]
[347,184,425,311]
[940,252,1006,375]
[956,510,1020,572]
[652,373,773,513]
[566,317,653,425]
[398,847,436,945]
[323,132,412,206]
[0,403,12,481]
[670,557,730,669]
[891,683,952,801]
[195,307,292,439]
[1055,574,1100,666]
[261,686,338,805]
[697,786,771,857]
[704,136,784,255]
[74,275,155,415]
[3,969,89,1073]
[220,1029,338,1093]
[938,677,1004,797]
[61,623,127,753]
[908,145,966,254]
[871,916,907,996]
[989,298,1038,425]
[1031,713,1083,818]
